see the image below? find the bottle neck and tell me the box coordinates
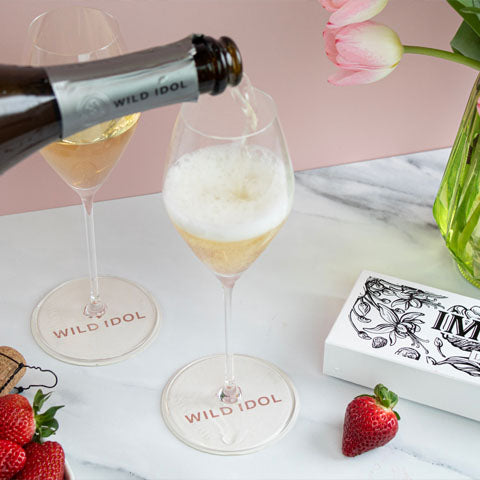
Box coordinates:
[193,36,243,95]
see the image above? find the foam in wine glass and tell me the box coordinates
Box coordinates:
[163,143,291,275]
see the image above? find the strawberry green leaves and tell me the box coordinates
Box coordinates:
[32,390,64,443]
[373,384,399,410]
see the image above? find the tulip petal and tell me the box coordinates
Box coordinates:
[328,66,396,85]
[329,0,388,26]
[335,21,403,69]
[320,0,349,13]
[323,24,340,62]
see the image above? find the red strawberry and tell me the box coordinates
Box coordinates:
[0,395,34,446]
[0,391,63,446]
[342,383,400,457]
[14,441,64,480]
[0,439,26,480]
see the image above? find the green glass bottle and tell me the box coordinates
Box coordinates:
[433,74,480,287]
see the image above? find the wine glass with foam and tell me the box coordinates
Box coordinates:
[25,6,160,366]
[161,77,298,455]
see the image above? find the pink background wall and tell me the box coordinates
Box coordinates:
[0,0,477,216]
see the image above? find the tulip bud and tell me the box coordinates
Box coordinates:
[323,21,404,86]
[320,0,389,26]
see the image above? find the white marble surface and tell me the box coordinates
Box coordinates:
[2,148,480,479]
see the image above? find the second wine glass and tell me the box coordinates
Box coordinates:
[26,6,160,366]
[161,80,299,454]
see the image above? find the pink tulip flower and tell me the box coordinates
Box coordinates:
[324,21,404,85]
[321,0,389,27]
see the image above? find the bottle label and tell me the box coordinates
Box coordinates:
[45,36,199,138]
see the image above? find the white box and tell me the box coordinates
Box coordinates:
[323,271,480,421]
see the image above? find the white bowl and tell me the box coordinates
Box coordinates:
[65,460,75,480]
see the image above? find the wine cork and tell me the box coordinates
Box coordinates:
[0,347,26,396]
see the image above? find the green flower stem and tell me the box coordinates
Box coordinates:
[403,45,480,71]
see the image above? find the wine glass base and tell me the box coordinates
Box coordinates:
[161,354,299,455]
[31,276,161,366]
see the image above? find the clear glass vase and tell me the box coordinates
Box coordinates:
[433,74,480,287]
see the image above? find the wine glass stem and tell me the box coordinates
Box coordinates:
[81,193,106,318]
[219,277,241,404]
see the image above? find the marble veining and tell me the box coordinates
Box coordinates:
[294,150,448,228]
[2,147,479,479]
[390,444,471,479]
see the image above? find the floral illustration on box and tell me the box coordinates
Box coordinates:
[349,277,480,378]
[428,306,480,377]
